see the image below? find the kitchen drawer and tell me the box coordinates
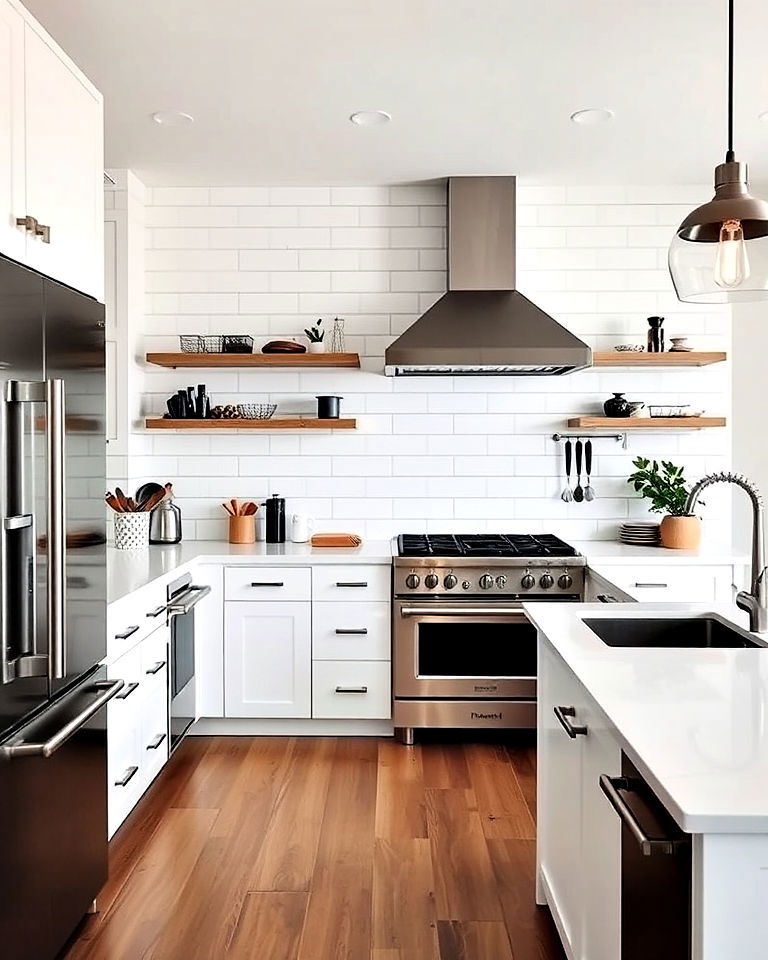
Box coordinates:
[140,691,169,787]
[312,565,390,602]
[312,660,391,719]
[107,583,169,660]
[141,624,169,679]
[605,565,730,603]
[312,601,391,661]
[106,644,143,734]
[225,566,311,602]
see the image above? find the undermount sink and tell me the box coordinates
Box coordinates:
[583,617,766,649]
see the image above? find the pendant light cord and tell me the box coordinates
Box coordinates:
[727,0,735,162]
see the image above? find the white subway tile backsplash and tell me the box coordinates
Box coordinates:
[131,182,730,541]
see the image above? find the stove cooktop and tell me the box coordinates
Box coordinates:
[397,533,579,559]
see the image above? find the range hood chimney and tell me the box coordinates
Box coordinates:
[384,177,592,376]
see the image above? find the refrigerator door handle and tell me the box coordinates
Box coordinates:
[0,679,124,759]
[46,378,66,681]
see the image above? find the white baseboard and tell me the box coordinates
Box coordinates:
[192,717,395,737]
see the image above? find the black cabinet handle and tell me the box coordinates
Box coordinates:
[250,581,284,587]
[334,628,368,635]
[599,775,681,856]
[114,681,140,700]
[554,705,588,738]
[335,685,368,694]
[115,765,139,787]
[596,594,619,604]
[145,660,166,675]
[146,604,167,618]
[114,625,140,640]
[632,582,668,589]
[335,581,368,588]
[146,733,167,751]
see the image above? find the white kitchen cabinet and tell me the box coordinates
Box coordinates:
[593,563,735,604]
[312,600,390,661]
[0,0,25,263]
[312,660,391,719]
[538,636,622,960]
[311,564,390,602]
[0,2,103,298]
[224,601,311,718]
[225,565,311,602]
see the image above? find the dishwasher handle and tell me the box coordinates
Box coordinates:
[599,775,683,856]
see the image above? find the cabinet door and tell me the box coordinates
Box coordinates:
[579,691,622,960]
[0,0,25,262]
[537,640,585,957]
[23,24,103,299]
[224,602,311,718]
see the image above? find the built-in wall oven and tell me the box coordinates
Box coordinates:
[166,574,210,753]
[393,533,588,743]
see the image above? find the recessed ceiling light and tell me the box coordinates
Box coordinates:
[349,110,391,126]
[151,110,194,127]
[569,108,614,125]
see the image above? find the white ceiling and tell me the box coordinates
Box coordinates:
[25,0,768,186]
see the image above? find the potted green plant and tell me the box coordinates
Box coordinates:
[626,457,702,549]
[304,319,325,353]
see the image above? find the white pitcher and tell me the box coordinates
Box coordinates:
[290,514,313,543]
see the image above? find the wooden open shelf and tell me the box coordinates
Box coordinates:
[592,351,726,367]
[145,352,361,369]
[567,416,726,430]
[145,418,357,430]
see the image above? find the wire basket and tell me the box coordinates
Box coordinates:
[178,335,224,353]
[236,403,277,420]
[222,335,254,354]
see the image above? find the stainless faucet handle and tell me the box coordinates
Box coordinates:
[736,590,768,634]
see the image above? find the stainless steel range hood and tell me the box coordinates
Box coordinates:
[384,177,592,376]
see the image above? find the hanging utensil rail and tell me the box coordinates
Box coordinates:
[552,432,627,449]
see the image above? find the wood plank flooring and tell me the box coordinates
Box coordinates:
[62,734,565,960]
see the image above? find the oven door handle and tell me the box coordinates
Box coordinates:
[399,606,525,617]
[167,585,211,618]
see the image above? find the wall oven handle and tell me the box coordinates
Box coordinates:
[554,705,588,738]
[0,679,125,759]
[400,606,524,617]
[167,584,211,617]
[46,378,66,681]
[599,775,678,856]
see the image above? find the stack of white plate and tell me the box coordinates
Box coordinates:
[619,521,661,546]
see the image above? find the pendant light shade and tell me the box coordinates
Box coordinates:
[668,0,768,302]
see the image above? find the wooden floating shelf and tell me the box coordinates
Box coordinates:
[145,352,361,369]
[145,418,357,431]
[567,416,727,430]
[592,351,726,367]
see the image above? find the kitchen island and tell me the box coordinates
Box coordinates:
[527,600,768,960]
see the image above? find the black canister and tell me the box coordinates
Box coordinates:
[603,392,631,417]
[647,316,665,353]
[266,494,286,543]
[316,395,342,419]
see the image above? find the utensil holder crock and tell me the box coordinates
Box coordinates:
[114,512,151,550]
[229,516,256,544]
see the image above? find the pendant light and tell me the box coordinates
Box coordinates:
[668,0,768,303]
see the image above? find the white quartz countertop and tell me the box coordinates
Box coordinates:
[525,601,768,834]
[107,539,393,603]
[572,540,748,566]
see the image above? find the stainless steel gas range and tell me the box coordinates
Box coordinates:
[393,533,586,743]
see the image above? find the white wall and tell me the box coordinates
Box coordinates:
[117,180,733,541]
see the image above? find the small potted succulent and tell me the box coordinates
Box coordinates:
[304,319,325,353]
[627,457,702,549]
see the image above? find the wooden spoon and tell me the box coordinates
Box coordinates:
[231,499,240,517]
[222,502,235,516]
[105,492,124,513]
[115,487,131,512]
[139,488,166,512]
[243,502,257,515]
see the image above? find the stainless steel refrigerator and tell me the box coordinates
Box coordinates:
[0,253,123,960]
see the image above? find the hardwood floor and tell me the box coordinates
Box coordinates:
[62,734,565,960]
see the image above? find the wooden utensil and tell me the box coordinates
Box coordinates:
[243,502,257,515]
[222,502,235,516]
[231,499,240,517]
[115,487,131,512]
[105,492,124,513]
[139,488,166,512]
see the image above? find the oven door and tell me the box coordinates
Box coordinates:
[394,599,537,699]
[167,584,210,753]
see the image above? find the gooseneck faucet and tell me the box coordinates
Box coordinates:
[685,472,767,633]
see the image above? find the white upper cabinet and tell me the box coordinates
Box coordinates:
[0,1,103,300]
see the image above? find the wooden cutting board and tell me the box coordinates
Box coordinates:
[310,533,362,548]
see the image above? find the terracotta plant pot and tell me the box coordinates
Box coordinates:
[229,515,256,544]
[659,515,702,550]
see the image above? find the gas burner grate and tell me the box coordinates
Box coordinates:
[397,533,578,559]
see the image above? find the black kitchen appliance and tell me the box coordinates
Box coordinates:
[266,494,286,543]
[166,573,210,753]
[0,253,124,960]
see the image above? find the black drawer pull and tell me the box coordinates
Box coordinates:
[114,681,140,700]
[335,628,368,635]
[554,705,588,738]
[114,625,140,640]
[115,765,139,787]
[632,582,668,589]
[335,581,368,588]
[146,604,167,618]
[146,733,167,751]
[250,581,284,587]
[145,660,166,675]
[335,685,368,694]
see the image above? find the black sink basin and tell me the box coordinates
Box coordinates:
[583,617,764,649]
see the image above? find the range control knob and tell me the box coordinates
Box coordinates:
[479,574,494,590]
[444,574,458,589]
[521,573,536,590]
[558,573,573,590]
[540,573,554,590]
[405,573,420,589]
[462,580,472,590]
[424,573,439,590]
[496,575,508,588]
